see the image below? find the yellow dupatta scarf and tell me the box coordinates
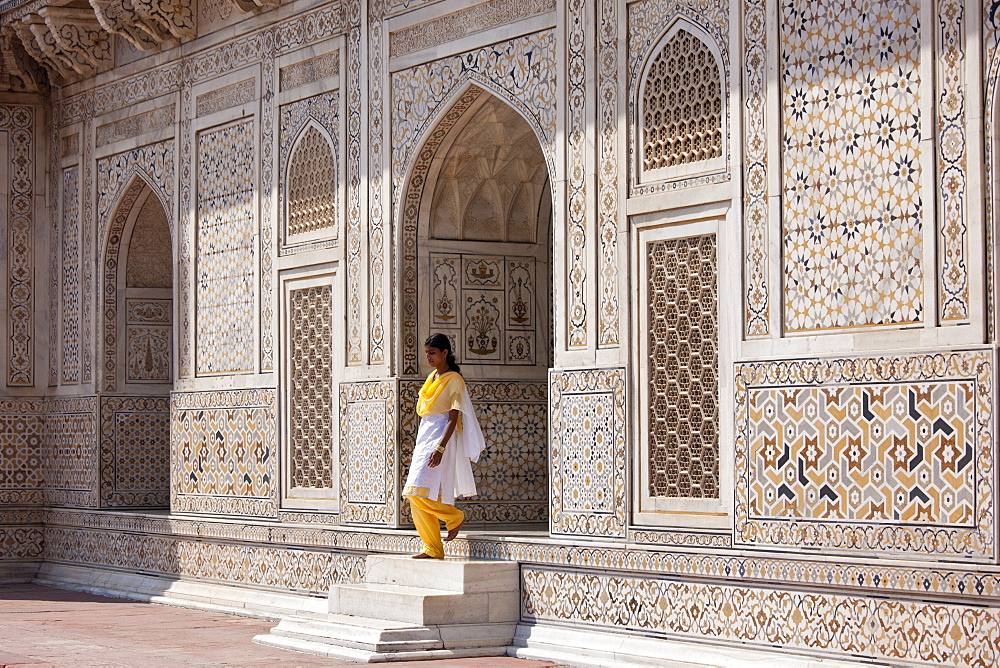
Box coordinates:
[417,370,464,418]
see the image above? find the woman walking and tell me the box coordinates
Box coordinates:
[403,333,485,559]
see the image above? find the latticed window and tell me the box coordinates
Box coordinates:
[287,125,337,239]
[642,29,723,172]
[647,235,719,499]
[289,284,334,489]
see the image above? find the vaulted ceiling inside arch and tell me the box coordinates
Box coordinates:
[430,95,549,244]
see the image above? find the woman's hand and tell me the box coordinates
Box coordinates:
[428,448,444,467]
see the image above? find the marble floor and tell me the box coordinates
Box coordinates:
[0,583,559,667]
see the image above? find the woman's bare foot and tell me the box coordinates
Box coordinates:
[443,521,464,542]
[412,552,436,559]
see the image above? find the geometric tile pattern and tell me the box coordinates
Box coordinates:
[647,236,718,499]
[289,286,333,490]
[339,380,396,526]
[195,120,256,375]
[42,397,99,508]
[521,567,1000,667]
[393,31,555,372]
[399,381,548,525]
[936,0,968,322]
[0,399,46,505]
[735,351,994,560]
[99,396,170,508]
[61,166,80,384]
[171,389,277,517]
[741,0,770,335]
[781,0,923,331]
[2,106,35,386]
[550,368,627,538]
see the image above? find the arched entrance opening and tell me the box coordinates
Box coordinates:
[400,87,553,528]
[99,179,173,508]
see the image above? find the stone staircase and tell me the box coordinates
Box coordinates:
[253,554,521,662]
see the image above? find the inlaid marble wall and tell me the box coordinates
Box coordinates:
[171,389,277,517]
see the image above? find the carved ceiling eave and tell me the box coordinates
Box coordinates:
[0,0,270,92]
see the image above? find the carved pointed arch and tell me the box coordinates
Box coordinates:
[283,118,338,246]
[100,174,174,392]
[635,18,727,183]
[398,80,554,375]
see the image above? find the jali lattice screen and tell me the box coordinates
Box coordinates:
[642,29,722,171]
[647,235,719,498]
[290,285,334,489]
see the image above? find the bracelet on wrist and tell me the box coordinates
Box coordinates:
[434,445,446,454]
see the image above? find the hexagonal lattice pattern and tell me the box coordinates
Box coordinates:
[290,285,333,489]
[642,29,722,171]
[287,126,337,238]
[647,235,719,498]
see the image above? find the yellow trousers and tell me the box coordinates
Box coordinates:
[407,495,464,559]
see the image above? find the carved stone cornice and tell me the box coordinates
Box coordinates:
[0,24,44,91]
[37,6,111,77]
[15,15,72,81]
[88,0,159,51]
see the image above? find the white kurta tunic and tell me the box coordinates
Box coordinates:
[402,373,484,504]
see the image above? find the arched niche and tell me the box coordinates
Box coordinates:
[98,178,173,508]
[399,86,553,526]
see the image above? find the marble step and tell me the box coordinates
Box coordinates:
[330,581,520,626]
[364,555,520,594]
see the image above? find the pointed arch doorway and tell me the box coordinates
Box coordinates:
[400,86,553,529]
[98,178,173,509]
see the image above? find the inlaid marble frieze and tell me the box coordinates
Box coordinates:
[736,351,993,560]
[522,566,1000,666]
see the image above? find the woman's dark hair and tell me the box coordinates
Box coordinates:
[424,333,461,374]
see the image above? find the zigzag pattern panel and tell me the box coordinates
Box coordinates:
[171,389,276,517]
[736,352,993,560]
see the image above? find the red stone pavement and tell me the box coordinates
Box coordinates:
[0,584,559,667]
